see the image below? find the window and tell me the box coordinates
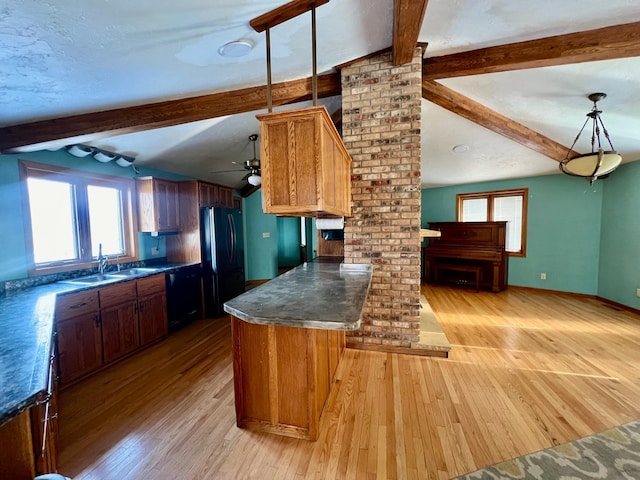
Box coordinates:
[457,188,528,256]
[20,161,138,275]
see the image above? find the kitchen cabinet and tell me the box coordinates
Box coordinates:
[56,290,102,385]
[256,105,352,218]
[137,274,168,345]
[136,176,180,232]
[198,180,234,208]
[100,281,140,363]
[56,275,168,385]
[231,317,346,441]
[0,346,59,479]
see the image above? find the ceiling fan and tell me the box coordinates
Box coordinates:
[212,134,262,186]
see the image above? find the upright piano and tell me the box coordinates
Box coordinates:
[423,221,508,292]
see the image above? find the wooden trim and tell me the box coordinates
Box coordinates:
[597,297,640,317]
[422,21,640,80]
[392,0,429,65]
[347,341,449,358]
[422,80,578,161]
[0,73,341,153]
[456,188,528,258]
[250,0,330,33]
[19,160,139,276]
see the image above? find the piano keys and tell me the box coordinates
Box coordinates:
[423,221,508,292]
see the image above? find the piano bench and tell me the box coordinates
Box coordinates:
[434,264,482,292]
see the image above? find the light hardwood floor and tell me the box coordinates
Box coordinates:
[58,285,640,479]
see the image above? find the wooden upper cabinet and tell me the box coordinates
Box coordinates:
[198,180,234,209]
[257,106,352,218]
[136,177,180,232]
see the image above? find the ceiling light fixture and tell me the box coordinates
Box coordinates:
[560,92,622,184]
[218,40,254,58]
[247,172,262,186]
[452,144,469,154]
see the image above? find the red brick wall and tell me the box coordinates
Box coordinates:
[341,49,422,348]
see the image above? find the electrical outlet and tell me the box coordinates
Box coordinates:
[151,247,160,255]
[540,272,546,280]
[262,232,270,238]
[636,288,640,298]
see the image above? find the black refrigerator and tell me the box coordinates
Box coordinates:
[201,206,245,318]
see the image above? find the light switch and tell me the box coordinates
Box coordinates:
[262,232,270,238]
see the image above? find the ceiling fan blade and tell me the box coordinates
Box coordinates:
[210,168,246,174]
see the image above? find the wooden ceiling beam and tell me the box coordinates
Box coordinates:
[422,80,579,162]
[423,21,640,80]
[250,0,329,32]
[392,0,429,65]
[0,73,341,153]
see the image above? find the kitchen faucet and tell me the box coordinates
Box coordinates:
[98,243,108,274]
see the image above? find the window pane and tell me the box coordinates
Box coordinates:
[27,177,78,263]
[461,198,488,222]
[493,196,523,252]
[88,185,124,257]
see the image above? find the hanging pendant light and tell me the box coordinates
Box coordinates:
[559,92,622,184]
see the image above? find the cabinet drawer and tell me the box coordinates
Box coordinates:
[56,290,99,321]
[99,281,137,308]
[137,274,166,297]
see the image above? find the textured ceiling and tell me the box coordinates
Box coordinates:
[3,0,640,188]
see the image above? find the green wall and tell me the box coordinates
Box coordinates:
[0,150,190,281]
[598,161,640,309]
[277,217,301,267]
[242,190,278,280]
[422,174,604,295]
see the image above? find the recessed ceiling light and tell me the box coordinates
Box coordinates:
[218,40,254,58]
[452,144,470,154]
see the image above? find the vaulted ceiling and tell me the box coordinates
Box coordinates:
[2,0,640,189]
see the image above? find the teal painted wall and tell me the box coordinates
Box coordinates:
[277,217,301,267]
[0,150,190,281]
[598,161,640,309]
[242,190,278,280]
[422,174,603,295]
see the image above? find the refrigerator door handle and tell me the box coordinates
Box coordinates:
[228,213,236,265]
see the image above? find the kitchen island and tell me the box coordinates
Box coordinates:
[224,261,372,441]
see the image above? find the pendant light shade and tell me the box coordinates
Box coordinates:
[559,93,622,184]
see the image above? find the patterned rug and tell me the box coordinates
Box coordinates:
[454,419,640,479]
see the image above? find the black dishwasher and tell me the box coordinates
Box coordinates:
[166,264,203,332]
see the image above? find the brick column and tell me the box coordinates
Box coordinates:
[341,49,422,349]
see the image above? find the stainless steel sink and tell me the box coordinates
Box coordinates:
[109,267,161,277]
[60,274,120,285]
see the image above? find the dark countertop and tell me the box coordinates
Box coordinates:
[0,262,198,427]
[224,262,372,331]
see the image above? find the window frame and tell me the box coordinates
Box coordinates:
[20,160,139,276]
[456,188,528,257]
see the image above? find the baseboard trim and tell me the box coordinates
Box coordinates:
[597,296,640,317]
[347,342,449,358]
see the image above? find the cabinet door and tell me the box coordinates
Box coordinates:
[198,181,219,207]
[155,179,180,231]
[56,313,102,384]
[218,187,234,208]
[101,301,139,363]
[139,292,168,346]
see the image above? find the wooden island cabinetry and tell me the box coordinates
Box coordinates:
[257,105,352,218]
[231,318,345,441]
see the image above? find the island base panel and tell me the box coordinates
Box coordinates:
[231,316,344,441]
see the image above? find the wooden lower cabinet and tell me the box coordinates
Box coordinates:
[0,348,59,479]
[231,316,345,441]
[138,275,168,346]
[56,290,102,385]
[56,274,168,385]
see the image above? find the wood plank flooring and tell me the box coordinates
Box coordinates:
[58,285,640,479]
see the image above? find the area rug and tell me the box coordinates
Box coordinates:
[454,419,640,479]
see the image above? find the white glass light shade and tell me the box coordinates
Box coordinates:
[115,157,134,167]
[561,150,622,177]
[247,174,262,186]
[67,145,93,157]
[94,151,117,163]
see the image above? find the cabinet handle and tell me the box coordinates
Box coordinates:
[95,315,101,327]
[70,302,87,309]
[135,302,139,313]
